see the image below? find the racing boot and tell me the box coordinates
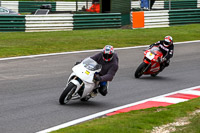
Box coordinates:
[90,88,98,98]
[98,85,108,96]
[159,60,170,72]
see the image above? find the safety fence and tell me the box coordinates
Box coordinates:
[131,8,200,29]
[0,13,121,32]
[73,13,121,29]
[0,15,25,32]
[25,14,73,32]
[56,2,92,12]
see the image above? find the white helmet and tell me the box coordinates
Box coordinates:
[164,36,173,47]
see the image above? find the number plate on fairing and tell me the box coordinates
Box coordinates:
[85,70,90,75]
[146,52,155,60]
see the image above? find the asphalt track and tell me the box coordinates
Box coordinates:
[0,41,200,133]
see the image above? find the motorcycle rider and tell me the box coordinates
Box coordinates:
[90,45,119,96]
[149,36,174,72]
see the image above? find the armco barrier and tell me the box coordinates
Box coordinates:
[164,0,197,9]
[0,13,121,32]
[144,10,169,28]
[132,10,169,28]
[56,2,92,11]
[73,13,121,30]
[132,8,200,29]
[1,1,18,12]
[169,9,200,25]
[25,14,73,32]
[0,15,25,32]
[199,0,200,7]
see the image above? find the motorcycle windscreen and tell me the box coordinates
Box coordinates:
[82,58,102,71]
[72,58,101,83]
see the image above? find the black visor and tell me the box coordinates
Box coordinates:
[103,53,113,59]
[165,41,170,46]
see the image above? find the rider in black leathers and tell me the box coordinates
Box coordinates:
[149,36,174,72]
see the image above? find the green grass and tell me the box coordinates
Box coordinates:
[51,98,200,133]
[0,24,200,58]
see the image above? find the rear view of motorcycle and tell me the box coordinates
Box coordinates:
[59,58,102,104]
[135,46,163,78]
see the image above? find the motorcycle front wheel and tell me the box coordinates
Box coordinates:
[59,82,76,105]
[135,62,148,78]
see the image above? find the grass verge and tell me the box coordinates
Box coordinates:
[51,97,200,133]
[0,24,200,58]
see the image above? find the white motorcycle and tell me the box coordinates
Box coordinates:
[59,58,102,104]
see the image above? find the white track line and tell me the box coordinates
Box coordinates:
[1,40,200,61]
[36,85,200,133]
[180,90,200,96]
[150,97,188,103]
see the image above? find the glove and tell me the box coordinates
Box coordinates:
[149,45,153,49]
[149,44,155,49]
[94,74,101,81]
[74,61,81,66]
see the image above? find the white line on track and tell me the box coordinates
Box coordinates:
[1,40,200,61]
[36,85,200,133]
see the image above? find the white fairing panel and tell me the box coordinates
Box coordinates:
[72,64,95,83]
[82,82,95,97]
[146,52,155,60]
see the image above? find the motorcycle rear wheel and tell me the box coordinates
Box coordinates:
[59,82,76,105]
[135,62,148,78]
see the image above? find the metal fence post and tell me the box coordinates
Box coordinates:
[76,0,78,12]
[149,0,150,10]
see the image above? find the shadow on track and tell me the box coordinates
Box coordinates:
[57,100,106,108]
[134,76,174,81]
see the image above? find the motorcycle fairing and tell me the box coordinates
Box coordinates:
[72,64,95,83]
[143,46,163,74]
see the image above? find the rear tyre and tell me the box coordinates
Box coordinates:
[59,82,76,105]
[151,72,159,77]
[135,62,148,78]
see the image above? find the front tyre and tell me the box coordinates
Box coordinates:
[59,82,76,105]
[135,62,148,78]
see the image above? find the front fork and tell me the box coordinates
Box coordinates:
[70,76,84,95]
[143,59,152,72]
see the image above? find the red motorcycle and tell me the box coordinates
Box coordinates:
[135,46,164,78]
